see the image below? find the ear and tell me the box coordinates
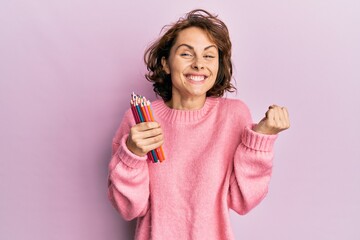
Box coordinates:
[161,56,171,74]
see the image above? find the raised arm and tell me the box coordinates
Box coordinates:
[228,104,289,215]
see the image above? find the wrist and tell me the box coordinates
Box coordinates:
[252,124,277,135]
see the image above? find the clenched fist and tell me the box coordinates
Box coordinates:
[253,105,290,135]
[126,122,164,157]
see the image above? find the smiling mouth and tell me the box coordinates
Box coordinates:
[185,74,207,82]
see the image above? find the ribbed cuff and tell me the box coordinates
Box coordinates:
[242,124,278,152]
[116,134,148,169]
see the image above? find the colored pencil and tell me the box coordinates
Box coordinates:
[130,92,165,163]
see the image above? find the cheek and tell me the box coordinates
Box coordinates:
[210,62,219,75]
[169,60,187,73]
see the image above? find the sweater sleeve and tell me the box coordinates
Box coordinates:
[228,107,278,215]
[107,109,150,221]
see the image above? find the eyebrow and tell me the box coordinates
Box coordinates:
[175,44,218,51]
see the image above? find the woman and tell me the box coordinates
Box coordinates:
[108,9,290,240]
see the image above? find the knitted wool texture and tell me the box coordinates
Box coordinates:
[108,97,277,240]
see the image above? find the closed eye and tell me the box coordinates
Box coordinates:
[180,53,193,57]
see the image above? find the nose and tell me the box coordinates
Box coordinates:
[191,57,205,70]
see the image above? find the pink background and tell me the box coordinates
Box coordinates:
[1,0,359,239]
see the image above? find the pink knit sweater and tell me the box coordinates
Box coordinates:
[108,97,277,240]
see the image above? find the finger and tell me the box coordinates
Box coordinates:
[275,106,285,123]
[269,104,283,119]
[142,127,163,140]
[266,106,283,129]
[131,122,161,135]
[131,126,162,140]
[268,104,280,109]
[141,134,164,148]
[143,140,165,154]
[272,106,290,129]
[265,108,275,121]
[282,107,289,121]
[135,121,160,131]
[134,134,164,154]
[282,107,290,128]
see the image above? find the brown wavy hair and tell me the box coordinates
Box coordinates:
[144,9,236,102]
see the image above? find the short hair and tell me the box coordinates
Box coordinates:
[144,9,236,102]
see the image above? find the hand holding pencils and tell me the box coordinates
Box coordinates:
[127,92,165,163]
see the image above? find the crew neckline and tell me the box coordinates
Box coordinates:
[152,97,220,123]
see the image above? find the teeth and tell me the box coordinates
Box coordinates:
[187,75,205,81]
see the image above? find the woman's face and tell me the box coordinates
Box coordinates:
[162,27,219,104]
